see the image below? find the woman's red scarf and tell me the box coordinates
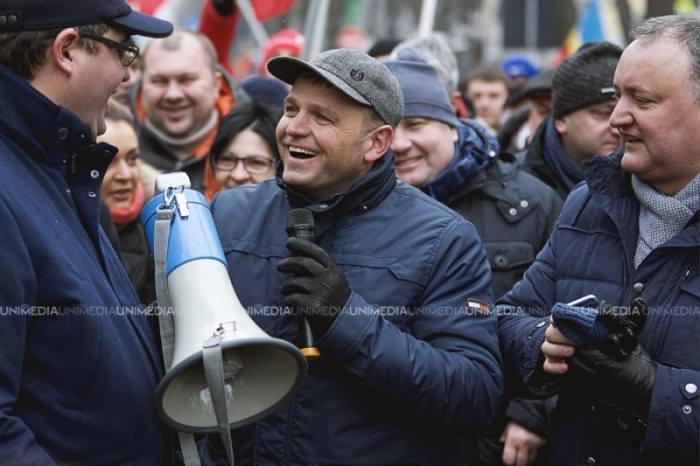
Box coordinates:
[109,181,145,230]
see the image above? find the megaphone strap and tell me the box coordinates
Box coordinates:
[203,336,236,465]
[177,432,202,466]
[155,205,176,370]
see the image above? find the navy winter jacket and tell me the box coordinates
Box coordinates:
[210,153,503,465]
[430,120,562,299]
[497,152,699,466]
[0,65,164,466]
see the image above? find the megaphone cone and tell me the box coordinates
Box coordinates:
[141,178,307,433]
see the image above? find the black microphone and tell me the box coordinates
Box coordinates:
[286,208,320,359]
[287,208,315,242]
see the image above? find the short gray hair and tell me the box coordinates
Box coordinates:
[631,15,700,103]
[142,28,217,75]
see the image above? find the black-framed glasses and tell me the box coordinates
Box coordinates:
[213,154,277,174]
[80,33,140,67]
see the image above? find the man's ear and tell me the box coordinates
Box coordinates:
[214,70,223,96]
[363,125,393,163]
[51,28,81,76]
[554,116,568,135]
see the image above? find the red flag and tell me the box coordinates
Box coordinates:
[126,0,164,16]
[252,0,294,21]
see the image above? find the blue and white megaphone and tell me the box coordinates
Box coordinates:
[141,173,306,434]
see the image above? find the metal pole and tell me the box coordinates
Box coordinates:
[525,0,539,49]
[482,0,503,62]
[303,0,320,59]
[237,0,269,49]
[418,0,438,38]
[308,0,330,58]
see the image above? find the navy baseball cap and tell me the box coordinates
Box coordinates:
[0,0,172,38]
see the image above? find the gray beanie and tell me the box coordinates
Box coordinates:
[552,41,622,119]
[267,48,404,128]
[391,34,459,92]
[384,49,460,128]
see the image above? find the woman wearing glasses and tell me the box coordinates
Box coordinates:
[207,101,281,199]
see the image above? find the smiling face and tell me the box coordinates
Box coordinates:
[213,128,277,189]
[141,33,220,139]
[98,120,141,210]
[277,76,386,201]
[610,37,700,195]
[391,118,458,187]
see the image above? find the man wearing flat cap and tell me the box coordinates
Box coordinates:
[209,48,502,464]
[0,1,172,465]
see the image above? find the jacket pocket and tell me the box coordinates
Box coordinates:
[484,241,535,298]
[332,254,424,327]
[654,269,700,371]
[483,241,535,271]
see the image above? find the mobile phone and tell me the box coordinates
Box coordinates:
[566,294,599,308]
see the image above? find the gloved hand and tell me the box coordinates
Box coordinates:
[277,237,351,337]
[569,344,656,420]
[211,0,236,16]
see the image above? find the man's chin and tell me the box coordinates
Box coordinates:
[396,170,427,188]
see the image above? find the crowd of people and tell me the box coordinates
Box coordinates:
[0,0,698,465]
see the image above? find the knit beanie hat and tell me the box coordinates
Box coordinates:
[384,49,460,127]
[552,41,622,119]
[259,28,304,75]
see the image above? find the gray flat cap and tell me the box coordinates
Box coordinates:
[268,48,404,128]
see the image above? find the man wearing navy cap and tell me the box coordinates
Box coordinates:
[0,1,171,465]
[209,48,502,464]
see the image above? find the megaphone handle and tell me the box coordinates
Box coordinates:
[301,317,321,360]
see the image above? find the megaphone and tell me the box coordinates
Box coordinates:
[141,173,307,435]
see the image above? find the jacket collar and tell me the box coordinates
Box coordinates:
[523,118,567,198]
[422,119,498,202]
[277,150,397,217]
[0,65,96,166]
[584,151,699,250]
[445,155,519,204]
[540,117,585,192]
[584,150,639,237]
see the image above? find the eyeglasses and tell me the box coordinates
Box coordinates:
[81,33,140,67]
[213,154,277,174]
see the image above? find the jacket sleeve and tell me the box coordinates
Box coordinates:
[496,220,559,386]
[317,218,503,433]
[0,198,56,466]
[504,395,557,437]
[641,364,699,461]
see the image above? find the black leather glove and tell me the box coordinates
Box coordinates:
[569,344,656,420]
[211,0,236,16]
[277,237,351,337]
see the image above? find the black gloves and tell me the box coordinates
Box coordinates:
[570,345,656,420]
[277,237,351,337]
[211,0,236,16]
